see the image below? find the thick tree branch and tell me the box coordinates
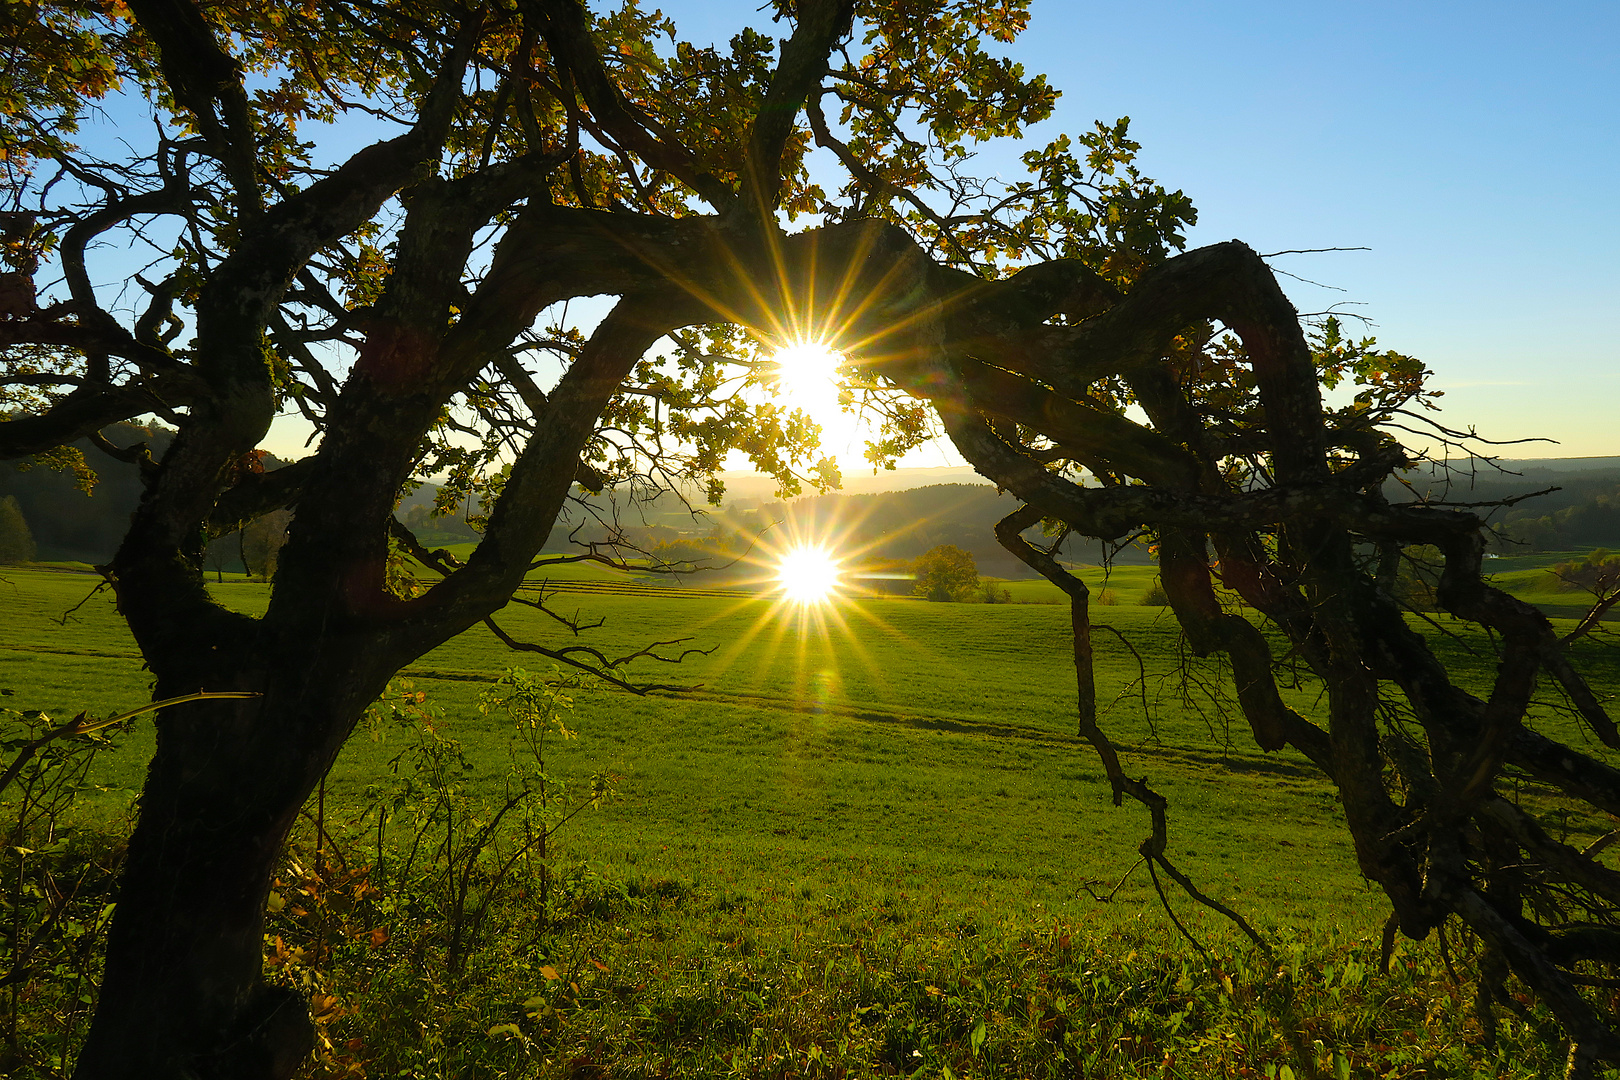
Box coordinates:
[739,1,854,214]
[207,457,317,536]
[533,0,734,209]
[0,377,196,459]
[125,0,261,204]
[427,290,709,630]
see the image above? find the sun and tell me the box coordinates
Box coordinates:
[770,340,844,420]
[776,545,842,605]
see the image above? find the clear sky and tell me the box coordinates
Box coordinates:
[674,0,1620,460]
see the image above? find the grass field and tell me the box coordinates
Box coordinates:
[3,561,1619,1077]
[0,565,1373,920]
[3,557,1615,924]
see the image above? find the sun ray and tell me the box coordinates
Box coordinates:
[776,544,841,605]
[652,486,992,721]
[770,340,845,429]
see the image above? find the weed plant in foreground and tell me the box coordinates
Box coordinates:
[260,824,1571,1079]
[0,815,1580,1079]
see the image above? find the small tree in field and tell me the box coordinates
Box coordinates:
[1553,549,1620,598]
[913,544,978,602]
[0,495,36,564]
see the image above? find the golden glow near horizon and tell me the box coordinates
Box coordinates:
[770,339,845,429]
[776,545,842,605]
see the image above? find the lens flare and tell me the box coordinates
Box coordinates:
[776,545,841,605]
[771,340,844,421]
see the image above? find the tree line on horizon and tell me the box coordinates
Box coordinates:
[3,442,1158,573]
[10,435,1620,571]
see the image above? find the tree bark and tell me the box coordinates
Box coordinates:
[75,682,359,1078]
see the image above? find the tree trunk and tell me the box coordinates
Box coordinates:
[72,669,373,1080]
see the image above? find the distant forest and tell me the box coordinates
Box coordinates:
[0,422,296,569]
[2,422,181,564]
[7,432,1619,571]
[1395,461,1620,553]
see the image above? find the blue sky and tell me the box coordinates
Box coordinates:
[678,1,1620,458]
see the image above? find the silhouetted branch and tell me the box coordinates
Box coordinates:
[480,617,705,695]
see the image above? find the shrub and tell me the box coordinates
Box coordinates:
[0,495,36,564]
[1138,581,1170,606]
[1551,548,1620,595]
[913,544,978,602]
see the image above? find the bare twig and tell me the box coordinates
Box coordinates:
[1,691,262,796]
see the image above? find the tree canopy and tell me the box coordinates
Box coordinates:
[4,1,1619,1077]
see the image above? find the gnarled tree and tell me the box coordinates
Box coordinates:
[1,1,1165,1074]
[835,231,1620,1078]
[4,1,1614,1078]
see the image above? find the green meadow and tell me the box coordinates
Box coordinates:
[0,564,1370,919]
[2,561,1617,1078]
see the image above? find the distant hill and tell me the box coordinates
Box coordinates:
[713,464,991,500]
[11,437,1613,571]
[544,483,1153,578]
[1495,456,1620,475]
[760,484,1150,576]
